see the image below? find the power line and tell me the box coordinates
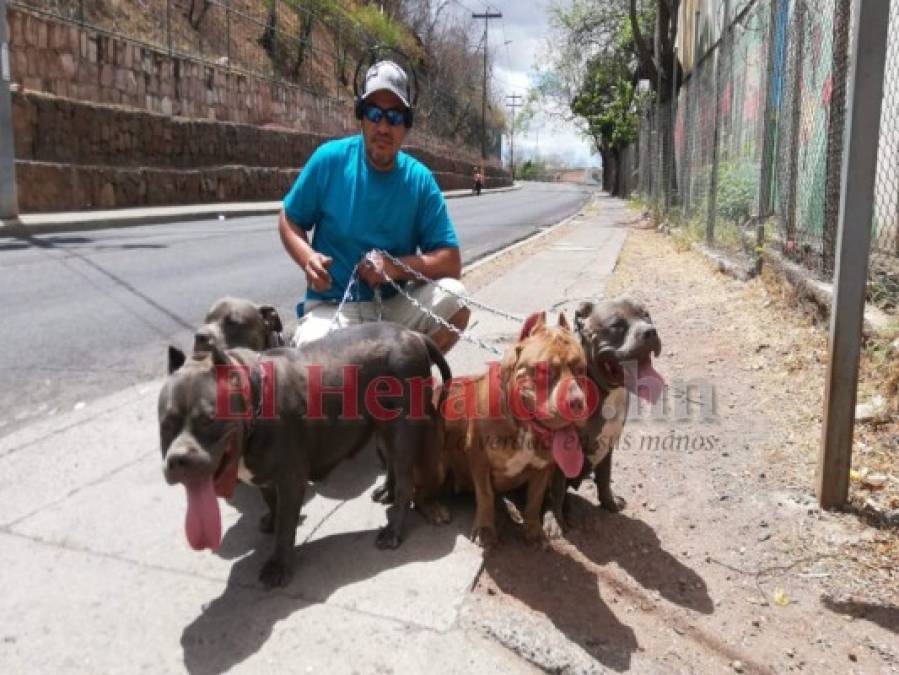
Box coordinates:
[506,93,523,179]
[472,9,502,159]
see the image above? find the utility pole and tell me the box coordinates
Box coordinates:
[0,0,19,226]
[505,93,522,180]
[472,10,501,160]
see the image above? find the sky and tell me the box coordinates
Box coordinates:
[444,0,600,168]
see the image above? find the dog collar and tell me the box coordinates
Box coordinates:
[213,355,267,498]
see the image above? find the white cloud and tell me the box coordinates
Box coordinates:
[453,0,599,167]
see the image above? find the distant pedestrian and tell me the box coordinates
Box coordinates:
[473,166,483,196]
[277,60,471,353]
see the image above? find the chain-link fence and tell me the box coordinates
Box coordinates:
[636,0,899,312]
[10,0,503,161]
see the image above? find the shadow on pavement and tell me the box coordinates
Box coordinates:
[484,536,638,672]
[822,597,899,635]
[483,492,713,672]
[564,494,715,616]
[181,458,470,674]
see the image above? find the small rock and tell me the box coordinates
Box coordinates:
[855,395,889,423]
[73,401,86,411]
[731,660,745,673]
[758,532,772,542]
[848,653,857,662]
[860,474,889,490]
[786,648,796,658]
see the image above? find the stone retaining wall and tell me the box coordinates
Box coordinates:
[13,90,509,212]
[7,5,354,134]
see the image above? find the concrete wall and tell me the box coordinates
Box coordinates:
[12,90,508,212]
[7,5,354,135]
[7,7,510,213]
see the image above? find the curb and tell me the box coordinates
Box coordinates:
[1,184,523,237]
[462,192,595,276]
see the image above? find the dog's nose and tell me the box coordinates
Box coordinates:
[164,447,207,482]
[642,327,658,342]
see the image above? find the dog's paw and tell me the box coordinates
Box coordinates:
[417,499,452,525]
[599,494,626,512]
[371,482,394,504]
[471,525,498,548]
[525,522,549,548]
[375,526,402,550]
[259,513,275,534]
[542,511,565,540]
[259,558,293,588]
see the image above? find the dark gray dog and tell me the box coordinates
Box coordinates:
[197,296,285,352]
[159,322,450,588]
[547,297,663,530]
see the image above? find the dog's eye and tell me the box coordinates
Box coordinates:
[192,412,216,430]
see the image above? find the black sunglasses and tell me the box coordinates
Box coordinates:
[362,103,406,127]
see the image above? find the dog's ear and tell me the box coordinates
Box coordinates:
[518,311,546,341]
[210,343,229,367]
[258,305,283,333]
[193,327,215,354]
[558,312,571,330]
[574,301,594,332]
[167,346,186,374]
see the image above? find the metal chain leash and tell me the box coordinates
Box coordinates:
[326,265,361,334]
[375,270,507,357]
[373,248,526,323]
[321,251,516,356]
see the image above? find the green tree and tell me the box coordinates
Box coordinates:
[539,0,679,196]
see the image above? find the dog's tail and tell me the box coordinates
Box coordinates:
[423,334,452,386]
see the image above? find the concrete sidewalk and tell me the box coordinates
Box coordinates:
[0,194,627,674]
[2,185,522,235]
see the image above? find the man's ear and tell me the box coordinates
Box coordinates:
[167,346,186,374]
[258,305,283,333]
[574,301,594,333]
[518,311,546,341]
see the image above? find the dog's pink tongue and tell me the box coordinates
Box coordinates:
[184,479,222,551]
[636,359,665,404]
[552,427,584,479]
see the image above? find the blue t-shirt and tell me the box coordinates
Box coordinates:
[282,134,460,303]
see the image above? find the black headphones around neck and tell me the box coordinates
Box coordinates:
[353,46,419,129]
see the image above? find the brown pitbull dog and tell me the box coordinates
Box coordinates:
[435,311,589,546]
[196,297,285,352]
[548,297,663,530]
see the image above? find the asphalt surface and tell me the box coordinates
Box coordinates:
[0,181,593,438]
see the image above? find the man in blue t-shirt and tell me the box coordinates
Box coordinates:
[278,60,470,353]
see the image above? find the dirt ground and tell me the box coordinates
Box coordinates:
[461,218,898,674]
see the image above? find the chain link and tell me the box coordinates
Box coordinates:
[326,265,361,334]
[373,249,527,323]
[322,250,516,356]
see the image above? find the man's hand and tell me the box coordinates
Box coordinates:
[303,252,333,292]
[357,251,395,289]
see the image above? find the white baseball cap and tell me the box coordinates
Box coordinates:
[361,60,411,108]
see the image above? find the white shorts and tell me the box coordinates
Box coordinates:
[290,278,467,347]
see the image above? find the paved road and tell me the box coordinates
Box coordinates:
[0,181,593,437]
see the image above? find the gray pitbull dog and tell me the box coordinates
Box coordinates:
[547,297,663,530]
[159,322,450,588]
[196,296,285,352]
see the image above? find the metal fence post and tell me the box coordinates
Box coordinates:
[165,0,172,55]
[821,0,850,276]
[0,0,19,225]
[757,0,780,222]
[225,0,231,69]
[817,0,890,509]
[785,2,804,246]
[707,0,730,246]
